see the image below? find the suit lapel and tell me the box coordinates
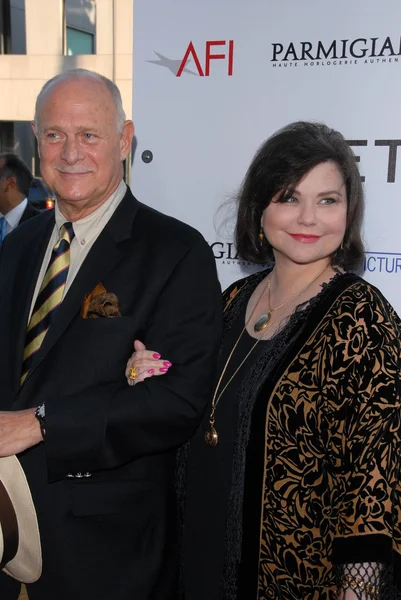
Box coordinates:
[12,211,55,390]
[20,202,40,224]
[22,190,140,385]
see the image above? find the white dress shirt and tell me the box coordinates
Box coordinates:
[1,198,28,235]
[29,180,127,320]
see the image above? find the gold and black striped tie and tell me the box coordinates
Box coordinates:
[21,222,75,384]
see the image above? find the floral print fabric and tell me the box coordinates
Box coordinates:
[253,280,401,598]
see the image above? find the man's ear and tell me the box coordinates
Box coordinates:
[8,176,17,191]
[120,120,135,161]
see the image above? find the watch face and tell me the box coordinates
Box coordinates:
[36,404,45,418]
[35,405,46,438]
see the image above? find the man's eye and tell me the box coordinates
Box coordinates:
[84,133,95,140]
[47,133,58,139]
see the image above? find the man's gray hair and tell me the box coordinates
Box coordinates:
[34,68,126,133]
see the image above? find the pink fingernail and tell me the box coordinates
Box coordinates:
[148,369,154,374]
[153,353,161,359]
[163,361,172,367]
[159,367,169,372]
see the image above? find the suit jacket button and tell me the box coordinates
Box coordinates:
[75,472,83,478]
[83,472,92,478]
[67,473,75,478]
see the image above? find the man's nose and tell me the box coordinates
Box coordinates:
[60,137,82,164]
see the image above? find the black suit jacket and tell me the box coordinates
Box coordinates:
[19,201,41,224]
[0,188,222,600]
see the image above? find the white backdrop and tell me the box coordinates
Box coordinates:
[131,0,401,313]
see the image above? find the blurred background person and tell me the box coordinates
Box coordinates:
[0,153,39,245]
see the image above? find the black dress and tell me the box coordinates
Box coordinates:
[184,298,270,600]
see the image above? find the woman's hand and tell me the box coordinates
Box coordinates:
[125,340,172,386]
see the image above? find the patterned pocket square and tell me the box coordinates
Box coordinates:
[81,283,122,319]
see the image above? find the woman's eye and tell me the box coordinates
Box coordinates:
[320,197,336,205]
[283,196,297,203]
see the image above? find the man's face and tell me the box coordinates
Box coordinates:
[33,77,134,217]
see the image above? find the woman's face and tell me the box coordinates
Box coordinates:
[261,161,347,268]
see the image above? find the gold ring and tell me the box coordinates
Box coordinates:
[129,367,137,381]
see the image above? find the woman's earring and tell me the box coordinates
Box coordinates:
[340,240,344,250]
[259,227,264,248]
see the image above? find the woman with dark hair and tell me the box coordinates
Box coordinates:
[126,121,401,599]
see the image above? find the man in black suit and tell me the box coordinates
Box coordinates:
[0,154,40,243]
[0,68,222,599]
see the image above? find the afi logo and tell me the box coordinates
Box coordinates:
[177,40,234,77]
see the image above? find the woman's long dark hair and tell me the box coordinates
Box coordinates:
[235,121,365,271]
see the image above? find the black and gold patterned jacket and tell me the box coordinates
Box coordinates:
[221,271,401,600]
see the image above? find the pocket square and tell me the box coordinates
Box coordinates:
[81,283,122,319]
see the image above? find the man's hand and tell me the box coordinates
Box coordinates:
[0,409,43,456]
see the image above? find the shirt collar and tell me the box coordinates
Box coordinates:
[55,180,127,243]
[2,198,28,229]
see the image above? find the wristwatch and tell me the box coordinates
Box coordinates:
[34,404,46,440]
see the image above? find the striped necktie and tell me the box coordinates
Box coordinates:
[21,222,75,384]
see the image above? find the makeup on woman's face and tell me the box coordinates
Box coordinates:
[262,161,347,267]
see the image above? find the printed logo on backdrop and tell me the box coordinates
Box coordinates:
[364,252,401,274]
[271,36,401,68]
[210,242,243,265]
[148,40,234,77]
[209,242,252,266]
[346,138,401,183]
[209,241,270,272]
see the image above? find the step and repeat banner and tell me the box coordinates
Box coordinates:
[131,0,401,313]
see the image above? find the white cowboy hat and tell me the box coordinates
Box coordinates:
[0,455,42,583]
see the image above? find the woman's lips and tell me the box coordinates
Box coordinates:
[288,233,321,243]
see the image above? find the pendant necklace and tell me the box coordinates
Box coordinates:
[204,275,271,447]
[254,265,329,333]
[205,264,329,447]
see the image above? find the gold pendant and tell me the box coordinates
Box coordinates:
[205,425,219,447]
[254,312,271,333]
